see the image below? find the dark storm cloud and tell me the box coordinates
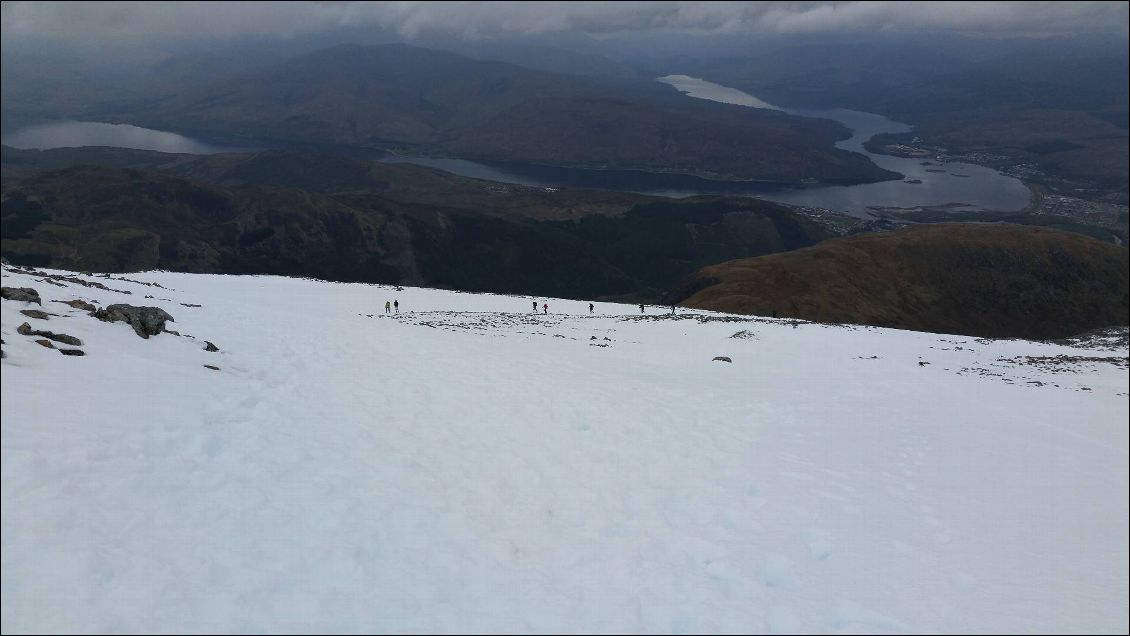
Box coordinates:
[3,1,1127,44]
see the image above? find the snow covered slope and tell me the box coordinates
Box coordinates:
[2,264,1127,634]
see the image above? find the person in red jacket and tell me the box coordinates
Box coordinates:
[542,303,548,314]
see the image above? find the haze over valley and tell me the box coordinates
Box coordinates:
[2,3,1127,633]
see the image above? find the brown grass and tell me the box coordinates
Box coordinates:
[669,224,1129,339]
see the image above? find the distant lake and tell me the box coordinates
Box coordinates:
[1,121,251,154]
[385,77,1031,216]
[2,90,1032,218]
[657,75,1032,216]
[377,153,792,197]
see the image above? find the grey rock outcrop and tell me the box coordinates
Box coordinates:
[1,287,42,305]
[93,304,174,338]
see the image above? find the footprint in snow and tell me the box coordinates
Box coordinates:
[758,553,794,587]
[766,605,802,634]
[804,528,834,560]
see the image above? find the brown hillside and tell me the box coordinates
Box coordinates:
[666,224,1129,339]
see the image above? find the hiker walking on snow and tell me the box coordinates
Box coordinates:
[639,303,645,314]
[543,303,549,315]
[394,300,400,313]
[385,301,391,314]
[533,300,538,312]
[589,303,594,314]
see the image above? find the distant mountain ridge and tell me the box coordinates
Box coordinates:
[98,43,896,184]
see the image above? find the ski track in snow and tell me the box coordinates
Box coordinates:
[2,265,1128,634]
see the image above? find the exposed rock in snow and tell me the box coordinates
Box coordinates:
[1,286,42,305]
[16,322,82,346]
[92,304,174,338]
[53,299,98,312]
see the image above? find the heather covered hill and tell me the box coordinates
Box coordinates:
[666,224,1129,339]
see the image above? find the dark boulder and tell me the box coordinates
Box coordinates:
[1,287,42,305]
[59,349,85,356]
[204,341,219,352]
[20,309,52,320]
[34,339,55,349]
[713,356,733,363]
[93,304,174,338]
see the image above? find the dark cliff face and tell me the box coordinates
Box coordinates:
[666,223,1129,340]
[1,166,833,301]
[0,167,401,282]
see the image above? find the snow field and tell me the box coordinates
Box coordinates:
[2,267,1127,634]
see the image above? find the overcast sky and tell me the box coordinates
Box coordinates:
[3,1,1128,45]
